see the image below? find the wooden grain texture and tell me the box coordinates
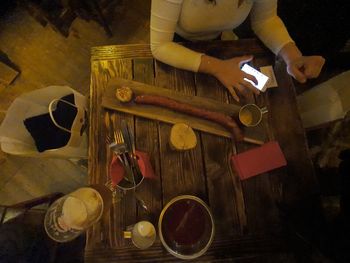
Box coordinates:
[86,40,315,262]
[109,110,138,248]
[91,44,153,61]
[105,77,241,115]
[102,77,241,138]
[195,71,247,236]
[88,58,137,249]
[254,56,285,207]
[103,78,264,144]
[237,56,281,235]
[132,58,162,223]
[106,78,240,116]
[85,234,290,263]
[268,59,318,204]
[154,61,206,203]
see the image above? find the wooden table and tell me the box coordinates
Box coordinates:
[86,39,318,262]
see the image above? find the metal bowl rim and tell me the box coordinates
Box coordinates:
[158,195,215,260]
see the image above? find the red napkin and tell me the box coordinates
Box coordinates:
[231,141,287,180]
[109,150,156,186]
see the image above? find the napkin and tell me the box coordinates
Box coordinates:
[109,150,156,186]
[231,141,287,180]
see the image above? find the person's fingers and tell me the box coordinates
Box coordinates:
[243,72,258,85]
[304,66,320,79]
[233,83,245,95]
[240,79,260,95]
[304,57,325,78]
[234,83,254,99]
[234,83,255,101]
[226,85,240,102]
[287,64,307,83]
[237,55,254,67]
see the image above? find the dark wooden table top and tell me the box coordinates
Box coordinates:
[86,39,318,262]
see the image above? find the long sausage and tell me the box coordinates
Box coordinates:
[134,95,243,141]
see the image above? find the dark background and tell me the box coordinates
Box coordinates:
[1,0,350,67]
[278,0,350,68]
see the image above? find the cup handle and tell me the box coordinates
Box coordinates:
[123,231,132,239]
[260,107,268,114]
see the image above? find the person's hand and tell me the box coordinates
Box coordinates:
[286,55,325,83]
[199,55,259,102]
[213,56,260,102]
[279,43,325,84]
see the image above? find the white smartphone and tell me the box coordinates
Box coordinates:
[241,64,269,92]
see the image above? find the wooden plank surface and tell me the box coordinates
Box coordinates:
[195,71,247,237]
[103,77,265,144]
[88,58,137,249]
[237,56,282,235]
[87,40,315,262]
[102,77,240,138]
[154,61,206,203]
[107,61,137,248]
[132,58,163,223]
[105,77,241,115]
[268,59,318,204]
[85,234,290,263]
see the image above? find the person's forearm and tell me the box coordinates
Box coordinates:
[198,55,222,77]
[151,42,205,72]
[278,42,303,64]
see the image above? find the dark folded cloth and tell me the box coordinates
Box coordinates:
[23,94,77,152]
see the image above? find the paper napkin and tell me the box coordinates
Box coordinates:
[231,141,287,180]
[110,150,156,185]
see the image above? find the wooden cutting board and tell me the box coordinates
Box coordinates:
[102,77,264,144]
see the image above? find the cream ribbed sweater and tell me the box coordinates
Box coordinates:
[150,0,294,72]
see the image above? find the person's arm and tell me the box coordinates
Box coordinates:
[279,42,325,83]
[151,0,259,102]
[150,0,203,72]
[199,55,259,102]
[250,0,325,83]
[250,0,294,55]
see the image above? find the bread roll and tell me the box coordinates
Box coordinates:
[116,86,133,102]
[170,123,197,151]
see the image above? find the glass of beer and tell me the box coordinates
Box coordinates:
[44,187,104,242]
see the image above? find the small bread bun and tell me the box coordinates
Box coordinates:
[170,123,197,151]
[116,86,133,102]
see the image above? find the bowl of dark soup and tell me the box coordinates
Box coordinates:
[158,195,215,260]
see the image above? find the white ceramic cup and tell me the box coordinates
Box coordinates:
[123,221,156,249]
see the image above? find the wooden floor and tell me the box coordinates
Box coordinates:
[0,0,150,205]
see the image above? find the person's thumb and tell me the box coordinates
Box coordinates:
[238,55,254,67]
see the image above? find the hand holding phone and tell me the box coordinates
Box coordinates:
[241,64,269,92]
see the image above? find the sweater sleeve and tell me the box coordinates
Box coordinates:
[150,0,203,72]
[250,0,294,55]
